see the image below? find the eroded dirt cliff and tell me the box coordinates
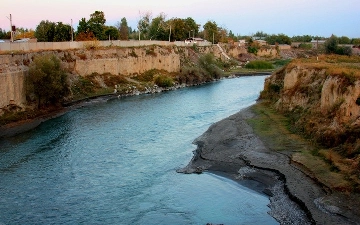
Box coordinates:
[261,54,360,192]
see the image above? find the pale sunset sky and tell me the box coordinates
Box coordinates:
[1,0,359,38]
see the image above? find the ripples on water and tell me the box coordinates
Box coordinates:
[0,76,278,225]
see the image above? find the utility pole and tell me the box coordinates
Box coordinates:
[138,10,141,41]
[71,19,73,41]
[6,14,14,42]
[169,25,171,42]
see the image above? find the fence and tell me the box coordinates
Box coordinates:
[0,40,212,52]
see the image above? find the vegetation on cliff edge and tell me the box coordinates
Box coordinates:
[259,54,360,192]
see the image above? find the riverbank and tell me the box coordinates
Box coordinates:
[178,102,360,225]
[0,73,272,138]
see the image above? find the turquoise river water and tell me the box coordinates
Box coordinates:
[0,76,278,225]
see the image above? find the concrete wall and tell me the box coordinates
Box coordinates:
[0,40,211,52]
[0,71,27,110]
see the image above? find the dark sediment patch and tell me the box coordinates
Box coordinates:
[178,106,359,225]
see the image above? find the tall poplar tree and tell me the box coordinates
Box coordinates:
[119,17,129,40]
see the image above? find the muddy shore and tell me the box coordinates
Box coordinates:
[178,106,359,225]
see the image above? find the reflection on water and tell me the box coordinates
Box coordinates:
[0,76,278,225]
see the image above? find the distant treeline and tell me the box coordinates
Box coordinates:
[1,11,359,45]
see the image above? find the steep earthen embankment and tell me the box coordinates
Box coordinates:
[0,46,186,111]
[262,57,360,175]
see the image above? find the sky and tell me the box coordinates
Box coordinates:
[1,0,360,38]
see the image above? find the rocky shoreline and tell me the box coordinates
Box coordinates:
[178,106,359,225]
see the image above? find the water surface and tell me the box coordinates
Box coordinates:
[0,76,278,225]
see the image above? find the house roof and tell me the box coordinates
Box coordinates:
[311,39,326,43]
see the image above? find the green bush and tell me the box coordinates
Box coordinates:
[298,43,312,49]
[336,46,352,56]
[247,46,258,54]
[198,53,223,79]
[245,60,274,69]
[154,75,174,87]
[178,66,208,84]
[191,44,199,53]
[27,54,69,108]
[216,59,239,71]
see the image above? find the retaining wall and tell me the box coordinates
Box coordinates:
[0,40,211,52]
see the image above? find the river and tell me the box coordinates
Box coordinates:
[0,76,278,225]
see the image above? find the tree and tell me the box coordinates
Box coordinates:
[184,17,198,38]
[27,55,69,108]
[35,20,56,42]
[351,38,360,46]
[88,11,107,40]
[76,18,95,41]
[197,53,223,79]
[324,34,338,54]
[118,17,129,40]
[77,18,89,35]
[0,28,10,39]
[35,20,72,42]
[104,26,119,40]
[53,22,71,42]
[218,27,228,43]
[324,35,352,55]
[14,27,35,39]
[138,11,152,40]
[228,30,237,42]
[148,13,168,40]
[291,35,312,42]
[338,36,351,44]
[265,34,291,45]
[168,18,187,41]
[203,21,219,44]
[253,31,268,38]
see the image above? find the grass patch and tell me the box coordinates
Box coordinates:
[245,60,274,70]
[247,102,309,152]
[272,59,292,68]
[248,101,357,192]
[289,54,360,77]
[292,151,351,191]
